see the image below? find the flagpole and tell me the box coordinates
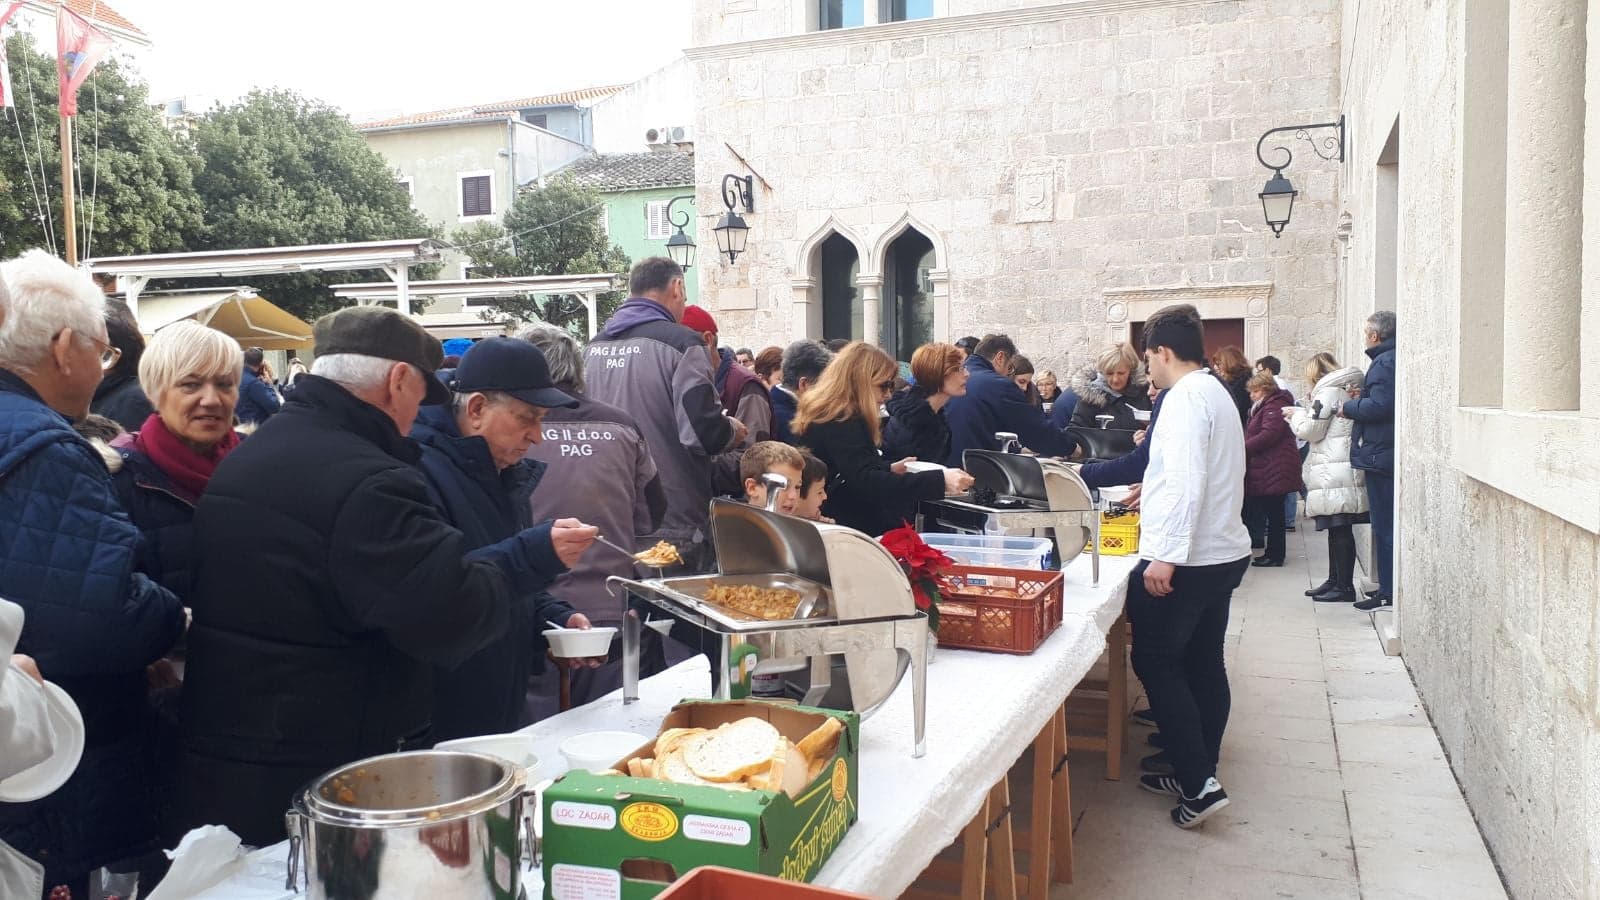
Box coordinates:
[60,112,75,264]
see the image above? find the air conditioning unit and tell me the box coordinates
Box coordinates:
[645,124,691,146]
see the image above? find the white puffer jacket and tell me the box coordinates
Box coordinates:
[1289,366,1369,518]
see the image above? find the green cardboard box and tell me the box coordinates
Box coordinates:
[542,700,861,900]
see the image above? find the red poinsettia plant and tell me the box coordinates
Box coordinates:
[879,522,956,632]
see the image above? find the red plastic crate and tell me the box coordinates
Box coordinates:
[935,564,1065,654]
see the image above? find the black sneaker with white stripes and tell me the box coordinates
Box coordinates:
[1170,777,1230,829]
[1139,774,1183,797]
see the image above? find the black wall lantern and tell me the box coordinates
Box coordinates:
[1254,115,1344,237]
[664,194,695,269]
[713,174,755,264]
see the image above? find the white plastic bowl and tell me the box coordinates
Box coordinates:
[543,626,617,659]
[902,460,947,473]
[435,733,540,772]
[561,731,649,773]
[644,618,675,637]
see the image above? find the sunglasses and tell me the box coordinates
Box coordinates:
[876,380,896,392]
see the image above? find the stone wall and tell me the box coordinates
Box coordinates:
[688,0,1343,384]
[1342,0,1600,896]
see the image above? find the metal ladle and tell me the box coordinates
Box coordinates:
[594,534,664,577]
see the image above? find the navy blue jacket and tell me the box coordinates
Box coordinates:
[0,368,185,887]
[771,384,799,444]
[1080,391,1166,489]
[109,442,214,603]
[944,356,1077,467]
[1343,338,1396,474]
[411,404,575,741]
[234,367,281,425]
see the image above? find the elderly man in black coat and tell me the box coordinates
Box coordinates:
[411,337,603,742]
[176,308,591,847]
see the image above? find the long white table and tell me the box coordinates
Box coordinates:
[190,553,1138,899]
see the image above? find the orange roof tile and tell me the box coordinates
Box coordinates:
[356,84,626,130]
[39,0,145,37]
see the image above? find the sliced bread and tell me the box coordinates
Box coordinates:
[685,718,782,783]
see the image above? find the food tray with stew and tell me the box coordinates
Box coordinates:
[641,573,834,631]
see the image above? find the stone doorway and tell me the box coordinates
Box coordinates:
[1129,317,1246,361]
[819,233,862,342]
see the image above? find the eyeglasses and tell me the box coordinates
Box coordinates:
[89,336,121,370]
[57,330,120,370]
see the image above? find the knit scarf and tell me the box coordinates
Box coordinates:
[131,413,241,502]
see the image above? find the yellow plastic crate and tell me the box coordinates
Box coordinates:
[1088,511,1140,556]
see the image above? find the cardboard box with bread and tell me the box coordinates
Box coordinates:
[542,700,860,900]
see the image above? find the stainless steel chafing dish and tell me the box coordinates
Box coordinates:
[610,499,930,757]
[918,448,1102,585]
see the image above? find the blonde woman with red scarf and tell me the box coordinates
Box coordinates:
[107,321,245,606]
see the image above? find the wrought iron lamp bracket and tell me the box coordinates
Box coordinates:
[1255,114,1345,176]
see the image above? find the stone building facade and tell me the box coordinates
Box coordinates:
[687,0,1343,383]
[1342,1,1600,896]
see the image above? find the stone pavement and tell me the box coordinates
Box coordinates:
[1053,525,1508,900]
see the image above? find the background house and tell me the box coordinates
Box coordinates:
[7,0,151,71]
[557,150,699,300]
[357,86,623,281]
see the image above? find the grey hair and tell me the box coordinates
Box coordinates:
[1366,310,1396,342]
[516,324,585,393]
[311,353,403,392]
[0,249,107,375]
[781,340,832,389]
[451,389,516,416]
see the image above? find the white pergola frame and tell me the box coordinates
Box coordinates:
[332,275,618,338]
[82,239,446,318]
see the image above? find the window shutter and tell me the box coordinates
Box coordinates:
[462,175,492,217]
[646,201,670,239]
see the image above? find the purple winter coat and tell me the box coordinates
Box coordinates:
[1244,387,1304,497]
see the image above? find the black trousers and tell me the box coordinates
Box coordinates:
[1128,556,1251,796]
[1245,494,1288,562]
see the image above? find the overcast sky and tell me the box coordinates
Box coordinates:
[111,0,694,120]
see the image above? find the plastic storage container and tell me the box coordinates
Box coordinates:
[935,564,1065,654]
[921,532,1055,570]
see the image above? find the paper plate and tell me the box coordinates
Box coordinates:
[0,680,85,802]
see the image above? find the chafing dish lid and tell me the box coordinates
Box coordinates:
[710,499,833,586]
[964,450,1049,500]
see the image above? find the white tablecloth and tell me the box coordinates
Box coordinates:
[812,552,1136,896]
[187,555,1137,900]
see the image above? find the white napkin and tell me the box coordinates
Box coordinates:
[146,826,248,900]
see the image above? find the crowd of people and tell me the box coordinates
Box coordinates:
[0,248,1398,893]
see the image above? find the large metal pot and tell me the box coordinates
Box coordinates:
[285,750,529,900]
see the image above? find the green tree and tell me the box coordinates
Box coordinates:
[452,177,630,338]
[191,90,436,320]
[0,34,203,258]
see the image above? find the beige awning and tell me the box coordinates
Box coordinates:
[134,288,313,351]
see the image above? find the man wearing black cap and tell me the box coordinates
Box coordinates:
[411,337,602,740]
[175,307,589,846]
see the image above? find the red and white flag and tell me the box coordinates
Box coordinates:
[0,1,25,110]
[56,5,112,117]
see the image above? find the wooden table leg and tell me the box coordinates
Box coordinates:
[1027,717,1055,900]
[1051,708,1074,885]
[987,778,1017,900]
[960,789,990,900]
[1105,613,1128,781]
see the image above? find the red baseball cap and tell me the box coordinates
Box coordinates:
[681,305,718,335]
